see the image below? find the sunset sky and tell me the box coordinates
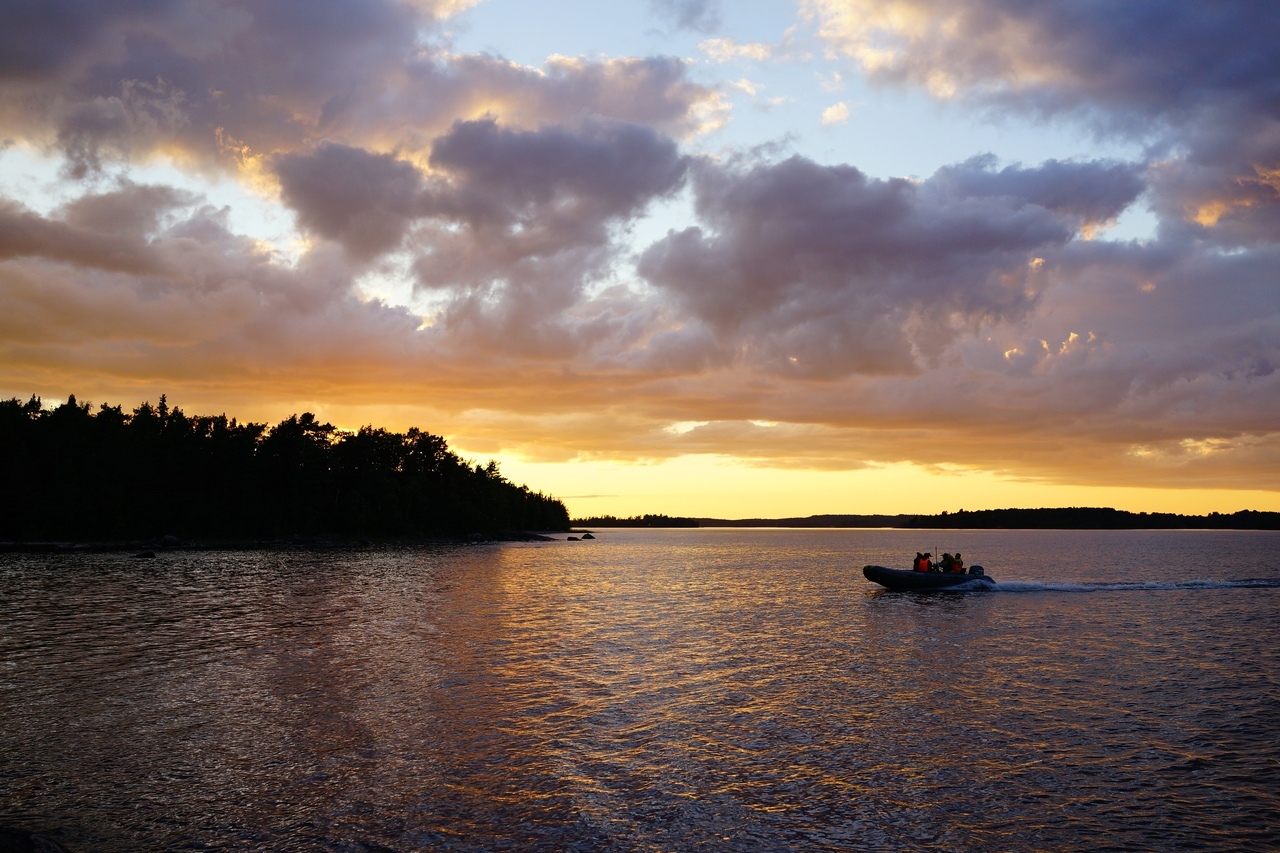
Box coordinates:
[2,0,1278,519]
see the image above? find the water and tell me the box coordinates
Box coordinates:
[2,529,1278,851]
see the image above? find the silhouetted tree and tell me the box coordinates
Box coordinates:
[0,395,570,541]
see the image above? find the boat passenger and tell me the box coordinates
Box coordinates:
[922,552,933,572]
[953,553,965,573]
[940,553,955,572]
[912,552,926,572]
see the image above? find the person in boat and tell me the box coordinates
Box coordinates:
[912,552,925,572]
[913,552,930,572]
[940,553,955,572]
[953,553,965,573]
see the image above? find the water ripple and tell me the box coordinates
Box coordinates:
[2,530,1278,851]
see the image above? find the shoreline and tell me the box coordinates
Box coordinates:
[0,530,578,554]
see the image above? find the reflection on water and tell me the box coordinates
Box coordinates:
[2,529,1278,851]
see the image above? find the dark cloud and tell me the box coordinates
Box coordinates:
[930,155,1144,229]
[275,143,424,259]
[60,180,195,237]
[426,117,688,231]
[414,117,689,294]
[0,188,180,275]
[0,0,419,173]
[409,118,689,354]
[267,117,691,357]
[271,118,689,282]
[809,0,1280,124]
[637,153,1140,377]
[0,0,718,179]
[0,0,171,80]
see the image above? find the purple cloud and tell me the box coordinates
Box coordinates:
[0,0,717,178]
[637,153,1141,377]
[275,143,424,259]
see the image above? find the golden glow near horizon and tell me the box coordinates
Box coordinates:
[8,386,1279,519]
[478,454,1280,520]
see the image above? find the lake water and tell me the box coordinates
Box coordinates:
[2,528,1278,851]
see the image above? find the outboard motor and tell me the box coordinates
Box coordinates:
[968,565,985,577]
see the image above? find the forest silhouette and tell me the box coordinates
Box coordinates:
[0,395,569,543]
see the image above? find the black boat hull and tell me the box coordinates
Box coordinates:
[863,564,995,591]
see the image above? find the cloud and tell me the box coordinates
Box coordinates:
[274,143,424,260]
[0,184,185,275]
[930,154,1145,230]
[1,155,1276,491]
[262,117,692,363]
[409,118,690,355]
[0,0,172,81]
[649,0,721,33]
[637,153,1141,378]
[425,118,689,229]
[0,0,710,409]
[700,38,773,64]
[802,0,1280,119]
[802,0,1280,247]
[821,101,849,125]
[0,0,721,179]
[0,191,434,399]
[817,71,844,93]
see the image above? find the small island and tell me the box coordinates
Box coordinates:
[573,513,699,528]
[0,395,570,546]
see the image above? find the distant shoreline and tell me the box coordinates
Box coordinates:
[574,508,1280,531]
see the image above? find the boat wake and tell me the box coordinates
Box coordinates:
[992,578,1280,593]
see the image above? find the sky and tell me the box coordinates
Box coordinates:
[1,0,1278,519]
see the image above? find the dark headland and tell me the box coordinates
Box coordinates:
[0,394,570,548]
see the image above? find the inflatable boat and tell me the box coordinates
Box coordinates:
[863,564,994,591]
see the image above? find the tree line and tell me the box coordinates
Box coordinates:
[573,514,699,528]
[694,508,1280,529]
[899,507,1280,530]
[0,395,569,542]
